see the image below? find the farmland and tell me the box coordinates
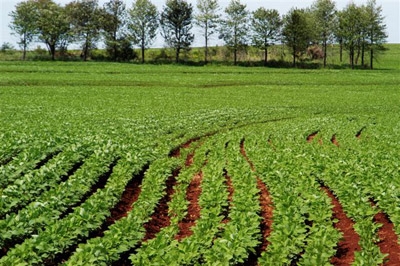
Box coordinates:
[0,50,399,265]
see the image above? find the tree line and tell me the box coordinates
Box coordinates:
[9,0,387,69]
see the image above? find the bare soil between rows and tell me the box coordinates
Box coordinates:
[372,202,400,265]
[240,139,273,265]
[322,186,361,265]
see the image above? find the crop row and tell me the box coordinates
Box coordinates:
[0,113,399,265]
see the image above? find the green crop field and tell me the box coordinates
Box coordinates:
[0,45,399,265]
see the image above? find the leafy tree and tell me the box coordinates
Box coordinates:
[66,0,102,61]
[282,8,312,67]
[219,0,249,65]
[160,0,194,63]
[101,0,127,61]
[195,0,220,64]
[338,3,364,69]
[311,0,336,67]
[33,0,71,60]
[128,0,158,63]
[251,8,281,65]
[334,9,345,62]
[365,0,387,69]
[9,0,38,60]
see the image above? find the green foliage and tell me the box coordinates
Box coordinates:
[101,0,127,61]
[251,8,282,64]
[33,0,71,60]
[65,0,102,61]
[160,0,195,63]
[128,0,158,63]
[8,0,38,60]
[282,8,314,67]
[219,0,249,65]
[0,61,399,265]
[195,0,220,63]
[311,0,336,67]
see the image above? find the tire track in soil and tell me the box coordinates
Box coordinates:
[371,201,400,265]
[240,139,273,265]
[321,186,361,265]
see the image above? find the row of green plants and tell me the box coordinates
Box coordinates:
[0,152,150,265]
[64,157,179,265]
[1,115,399,265]
[202,134,261,264]
[0,146,88,218]
[1,62,399,264]
[0,144,114,249]
[244,121,339,265]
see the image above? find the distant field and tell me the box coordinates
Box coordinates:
[0,51,399,265]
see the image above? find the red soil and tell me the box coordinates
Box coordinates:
[331,134,340,147]
[322,187,361,265]
[373,208,400,265]
[170,137,201,158]
[185,152,194,167]
[105,173,143,225]
[240,139,255,171]
[142,170,178,241]
[240,139,273,263]
[175,172,203,241]
[307,131,319,143]
[256,177,273,253]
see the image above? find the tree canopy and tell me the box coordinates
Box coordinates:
[219,0,249,65]
[195,0,220,64]
[160,0,194,63]
[8,0,388,68]
[251,8,282,65]
[128,0,159,63]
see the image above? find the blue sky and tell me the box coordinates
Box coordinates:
[1,0,399,49]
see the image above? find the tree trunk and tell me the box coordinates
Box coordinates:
[264,47,268,66]
[22,44,27,61]
[370,48,374,69]
[323,39,327,67]
[83,44,88,61]
[141,42,145,64]
[355,40,360,65]
[48,43,56,61]
[350,47,354,69]
[361,40,365,67]
[141,33,145,64]
[234,48,237,66]
[339,41,343,62]
[176,47,180,63]
[204,23,208,64]
[292,45,296,67]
